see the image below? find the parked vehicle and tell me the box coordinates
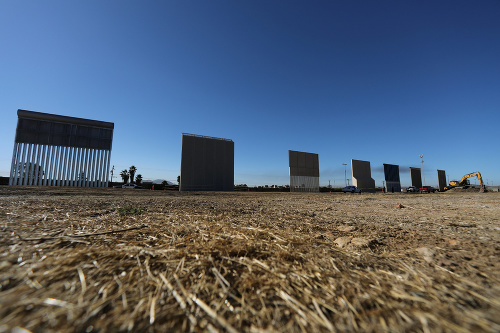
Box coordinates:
[419,186,436,193]
[342,186,362,193]
[122,184,141,189]
[406,186,419,192]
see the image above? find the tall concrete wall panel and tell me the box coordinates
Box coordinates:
[180,133,234,191]
[384,164,401,192]
[410,167,422,188]
[9,109,113,187]
[289,150,319,192]
[351,159,375,192]
[437,170,447,191]
[15,110,113,150]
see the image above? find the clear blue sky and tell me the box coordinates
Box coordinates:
[1,1,499,187]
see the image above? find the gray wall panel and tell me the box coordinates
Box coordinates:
[289,150,319,192]
[180,133,234,191]
[351,159,375,192]
[437,170,447,191]
[9,143,19,185]
[9,109,114,187]
[19,144,27,186]
[383,164,400,182]
[383,164,401,192]
[410,167,422,188]
[23,144,32,185]
[385,181,401,193]
[34,145,42,185]
[28,144,36,185]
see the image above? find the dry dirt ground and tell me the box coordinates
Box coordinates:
[0,187,499,332]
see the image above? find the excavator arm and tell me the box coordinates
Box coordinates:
[476,171,484,188]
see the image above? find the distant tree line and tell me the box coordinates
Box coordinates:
[120,165,142,185]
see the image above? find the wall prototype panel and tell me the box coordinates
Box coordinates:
[437,170,447,192]
[180,133,234,191]
[289,150,319,192]
[410,167,422,189]
[383,163,401,193]
[9,109,114,187]
[351,159,375,192]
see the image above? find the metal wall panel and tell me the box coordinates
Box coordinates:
[289,150,319,192]
[437,170,447,191]
[410,167,422,188]
[9,109,114,187]
[383,164,401,192]
[16,117,113,150]
[180,133,234,191]
[351,159,375,192]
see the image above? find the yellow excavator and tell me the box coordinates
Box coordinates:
[449,171,485,192]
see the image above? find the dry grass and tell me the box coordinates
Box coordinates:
[1,187,499,332]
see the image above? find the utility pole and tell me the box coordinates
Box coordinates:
[342,163,347,187]
[419,155,425,186]
[110,165,115,184]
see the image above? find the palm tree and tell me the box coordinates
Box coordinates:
[135,174,143,185]
[129,166,137,184]
[120,170,129,184]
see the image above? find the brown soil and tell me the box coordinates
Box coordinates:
[1,187,499,332]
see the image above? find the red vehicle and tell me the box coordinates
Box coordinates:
[419,186,436,193]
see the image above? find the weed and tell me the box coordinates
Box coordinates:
[115,206,143,216]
